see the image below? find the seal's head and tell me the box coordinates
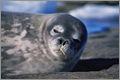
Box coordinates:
[43,14,87,61]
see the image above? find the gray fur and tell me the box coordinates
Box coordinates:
[1,11,87,75]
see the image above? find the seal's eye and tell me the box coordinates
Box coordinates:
[53,29,59,33]
[73,39,80,43]
[50,25,64,36]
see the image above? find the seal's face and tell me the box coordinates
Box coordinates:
[49,25,75,58]
[44,14,87,61]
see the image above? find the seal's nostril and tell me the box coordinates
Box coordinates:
[63,41,67,46]
[59,39,63,44]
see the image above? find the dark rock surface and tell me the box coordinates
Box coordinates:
[2,27,119,79]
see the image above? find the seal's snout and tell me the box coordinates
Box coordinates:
[58,37,70,46]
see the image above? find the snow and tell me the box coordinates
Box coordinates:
[69,4,119,34]
[69,4,119,19]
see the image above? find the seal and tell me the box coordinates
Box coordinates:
[1,11,87,75]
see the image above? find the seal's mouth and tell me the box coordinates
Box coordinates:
[53,49,65,55]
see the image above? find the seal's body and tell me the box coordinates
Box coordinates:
[1,11,87,75]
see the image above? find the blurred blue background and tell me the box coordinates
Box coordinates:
[1,1,119,34]
[1,1,58,14]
